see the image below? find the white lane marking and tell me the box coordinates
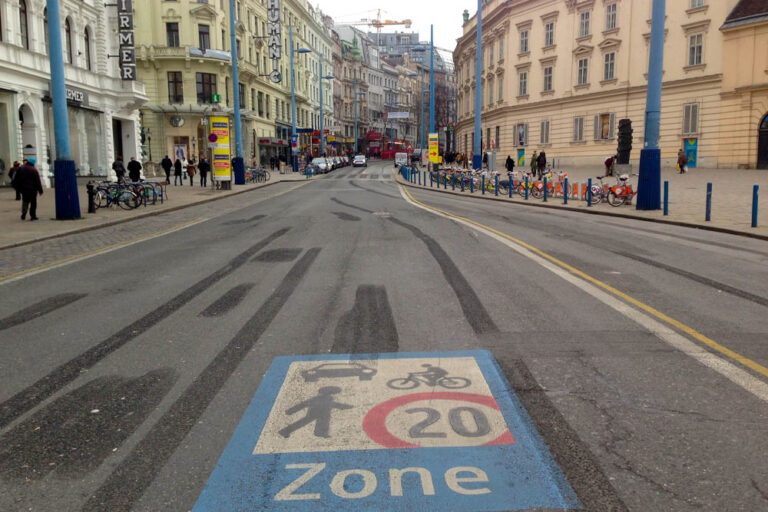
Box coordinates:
[0,218,208,286]
[399,186,768,403]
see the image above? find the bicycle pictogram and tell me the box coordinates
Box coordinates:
[386,364,471,390]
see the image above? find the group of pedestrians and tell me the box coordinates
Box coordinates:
[159,155,210,186]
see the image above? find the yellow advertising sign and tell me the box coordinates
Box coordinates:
[210,116,231,181]
[428,133,439,163]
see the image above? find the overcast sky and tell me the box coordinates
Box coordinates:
[318,0,474,51]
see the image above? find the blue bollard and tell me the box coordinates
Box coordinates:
[752,184,759,228]
[663,181,669,216]
[461,175,465,192]
[587,178,593,207]
[470,177,474,193]
[543,177,548,202]
[482,175,485,195]
[495,175,499,196]
[564,177,568,205]
[443,174,447,189]
[451,174,456,190]
[509,175,513,198]
[524,176,529,200]
[430,171,433,187]
[705,182,712,221]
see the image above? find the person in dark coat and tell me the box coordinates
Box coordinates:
[127,156,142,182]
[12,157,43,221]
[482,152,488,169]
[536,151,547,177]
[174,158,183,185]
[198,157,210,187]
[505,155,515,173]
[161,155,173,182]
[112,156,126,183]
[9,161,22,200]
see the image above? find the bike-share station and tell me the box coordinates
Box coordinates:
[193,350,579,511]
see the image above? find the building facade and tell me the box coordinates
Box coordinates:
[455,0,768,169]
[134,0,333,169]
[0,0,147,186]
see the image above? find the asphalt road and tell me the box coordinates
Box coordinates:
[0,161,766,511]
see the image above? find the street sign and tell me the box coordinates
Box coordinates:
[193,351,578,511]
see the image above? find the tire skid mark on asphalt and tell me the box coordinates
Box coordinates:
[199,283,256,317]
[0,228,290,430]
[331,285,399,354]
[0,293,86,331]
[81,248,321,512]
[400,185,768,400]
[610,250,768,308]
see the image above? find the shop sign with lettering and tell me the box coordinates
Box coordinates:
[117,0,136,81]
[267,0,282,83]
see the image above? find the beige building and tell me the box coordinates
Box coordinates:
[134,0,333,168]
[455,0,768,169]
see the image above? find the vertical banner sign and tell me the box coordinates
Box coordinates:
[267,0,282,83]
[211,117,232,181]
[117,0,136,80]
[428,133,439,163]
[684,138,698,169]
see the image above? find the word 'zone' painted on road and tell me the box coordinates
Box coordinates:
[193,350,579,511]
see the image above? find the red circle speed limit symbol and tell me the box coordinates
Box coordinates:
[362,392,515,449]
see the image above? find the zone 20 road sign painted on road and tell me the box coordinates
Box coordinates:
[193,350,579,511]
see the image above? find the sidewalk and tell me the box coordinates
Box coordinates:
[398,165,768,239]
[0,171,310,249]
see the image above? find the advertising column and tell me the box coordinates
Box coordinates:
[210,117,232,182]
[428,132,440,167]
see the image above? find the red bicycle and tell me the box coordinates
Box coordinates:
[607,174,638,206]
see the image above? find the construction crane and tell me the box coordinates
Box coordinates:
[342,9,412,33]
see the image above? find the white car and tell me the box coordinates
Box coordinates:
[353,155,367,167]
[311,157,331,173]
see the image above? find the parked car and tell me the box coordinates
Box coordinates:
[311,157,331,173]
[333,156,342,169]
[353,155,367,167]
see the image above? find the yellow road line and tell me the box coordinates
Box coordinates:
[402,186,768,380]
[0,218,206,284]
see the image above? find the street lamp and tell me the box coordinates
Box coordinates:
[319,59,334,156]
[289,25,312,171]
[353,80,367,155]
[411,45,428,156]
[229,0,245,185]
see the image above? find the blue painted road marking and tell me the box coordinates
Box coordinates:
[193,350,579,511]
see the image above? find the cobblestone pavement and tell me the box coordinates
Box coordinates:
[399,164,768,237]
[0,181,308,280]
[0,172,310,249]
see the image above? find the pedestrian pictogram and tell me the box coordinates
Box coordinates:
[279,386,352,439]
[193,351,579,511]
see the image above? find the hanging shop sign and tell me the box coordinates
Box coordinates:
[117,0,136,80]
[211,116,232,182]
[267,0,282,83]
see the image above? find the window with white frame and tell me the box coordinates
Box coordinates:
[540,120,550,144]
[690,0,705,8]
[573,116,585,141]
[544,22,555,47]
[683,103,699,134]
[520,30,529,53]
[515,123,528,146]
[579,11,590,37]
[519,71,528,96]
[688,33,703,66]
[577,58,589,85]
[606,3,617,30]
[543,66,553,92]
[604,52,615,80]
[594,113,615,140]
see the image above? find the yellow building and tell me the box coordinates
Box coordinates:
[134,0,333,168]
[455,0,768,169]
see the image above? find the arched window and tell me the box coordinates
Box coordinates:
[19,0,29,50]
[84,26,92,70]
[65,17,72,64]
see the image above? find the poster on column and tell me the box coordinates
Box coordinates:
[428,133,439,163]
[211,116,232,181]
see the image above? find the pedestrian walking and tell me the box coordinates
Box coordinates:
[530,151,538,176]
[677,149,688,174]
[127,156,142,182]
[12,157,43,221]
[537,151,547,178]
[161,155,173,183]
[505,154,515,173]
[270,156,276,170]
[9,161,22,200]
[112,156,126,183]
[186,158,197,187]
[199,157,210,187]
[174,158,183,185]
